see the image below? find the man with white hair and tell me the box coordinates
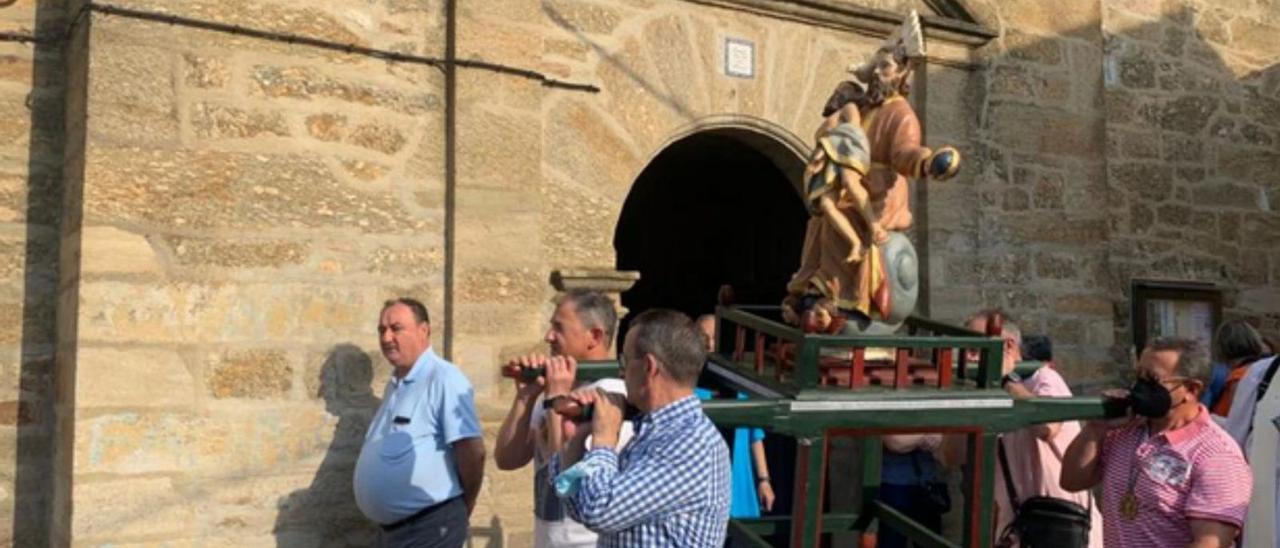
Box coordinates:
[967,309,1102,547]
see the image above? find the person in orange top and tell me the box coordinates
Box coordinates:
[1207,320,1267,417]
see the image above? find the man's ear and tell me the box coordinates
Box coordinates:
[589,326,606,349]
[644,354,660,380]
[1185,379,1205,401]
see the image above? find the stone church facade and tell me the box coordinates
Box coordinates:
[0,0,1275,545]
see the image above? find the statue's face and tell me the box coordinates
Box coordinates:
[871,48,908,88]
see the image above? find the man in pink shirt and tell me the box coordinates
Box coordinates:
[965,311,1103,547]
[1061,337,1252,547]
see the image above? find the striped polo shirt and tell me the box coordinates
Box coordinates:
[1099,405,1252,547]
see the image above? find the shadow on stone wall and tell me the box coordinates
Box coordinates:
[958,1,1280,388]
[11,0,70,544]
[274,344,381,548]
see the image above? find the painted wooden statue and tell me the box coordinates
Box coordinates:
[783,11,961,334]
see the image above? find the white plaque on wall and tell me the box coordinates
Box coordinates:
[724,38,754,79]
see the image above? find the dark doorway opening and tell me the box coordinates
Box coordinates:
[613,130,808,339]
[613,130,808,524]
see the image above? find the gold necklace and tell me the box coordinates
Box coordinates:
[1120,426,1149,521]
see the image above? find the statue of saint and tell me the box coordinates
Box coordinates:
[784,10,960,333]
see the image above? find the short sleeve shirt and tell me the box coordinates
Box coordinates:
[1099,405,1252,547]
[354,348,482,524]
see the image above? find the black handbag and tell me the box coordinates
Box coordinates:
[997,439,1091,548]
[911,450,951,514]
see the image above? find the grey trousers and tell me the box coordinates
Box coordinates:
[378,497,468,548]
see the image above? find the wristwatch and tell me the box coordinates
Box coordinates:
[542,395,567,409]
[1001,371,1022,387]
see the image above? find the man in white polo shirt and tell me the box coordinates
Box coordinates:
[355,298,485,548]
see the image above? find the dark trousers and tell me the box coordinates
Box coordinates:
[876,483,943,548]
[378,497,468,548]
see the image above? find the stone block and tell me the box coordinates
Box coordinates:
[0,168,61,226]
[1140,95,1219,135]
[1161,134,1203,163]
[1032,173,1066,209]
[1229,18,1280,59]
[76,280,392,344]
[642,14,710,116]
[1053,294,1114,315]
[190,103,290,140]
[164,236,308,269]
[306,113,348,142]
[458,268,547,306]
[456,106,540,191]
[340,159,392,183]
[1001,188,1030,211]
[77,226,164,275]
[72,476,197,541]
[540,175,619,267]
[1004,30,1064,65]
[1111,162,1172,202]
[210,471,366,539]
[183,53,230,89]
[86,43,179,145]
[193,406,334,475]
[543,0,623,34]
[0,52,33,87]
[989,64,1036,99]
[249,65,441,116]
[455,17,541,77]
[1013,217,1109,245]
[1156,203,1192,228]
[75,412,199,475]
[1191,183,1266,209]
[543,99,642,203]
[1035,253,1078,280]
[1116,52,1156,89]
[1218,212,1242,241]
[83,148,420,232]
[593,35,689,157]
[454,188,540,269]
[207,349,294,400]
[988,102,1100,158]
[348,122,408,155]
[544,37,588,62]
[364,244,444,277]
[76,347,196,409]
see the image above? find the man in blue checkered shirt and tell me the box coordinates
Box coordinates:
[547,309,731,547]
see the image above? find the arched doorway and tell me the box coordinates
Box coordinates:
[613,127,809,338]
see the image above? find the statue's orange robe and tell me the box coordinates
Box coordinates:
[787,96,932,318]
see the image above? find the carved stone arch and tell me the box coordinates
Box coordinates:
[636,114,811,199]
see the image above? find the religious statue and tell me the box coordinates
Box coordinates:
[783,10,961,334]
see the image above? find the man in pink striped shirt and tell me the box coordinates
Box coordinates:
[1061,337,1252,547]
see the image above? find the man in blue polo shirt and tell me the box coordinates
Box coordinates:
[355,298,486,548]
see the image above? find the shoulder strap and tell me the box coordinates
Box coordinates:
[997,437,1020,509]
[1257,356,1280,404]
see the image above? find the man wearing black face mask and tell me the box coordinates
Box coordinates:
[1060,337,1252,548]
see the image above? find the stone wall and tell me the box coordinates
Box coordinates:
[65,1,447,545]
[924,0,1118,387]
[0,0,1276,546]
[0,0,70,544]
[1100,0,1280,352]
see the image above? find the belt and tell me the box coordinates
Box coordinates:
[380,497,462,532]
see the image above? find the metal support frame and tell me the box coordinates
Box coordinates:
[571,307,1111,547]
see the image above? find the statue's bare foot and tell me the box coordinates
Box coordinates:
[870,224,889,244]
[846,242,863,263]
